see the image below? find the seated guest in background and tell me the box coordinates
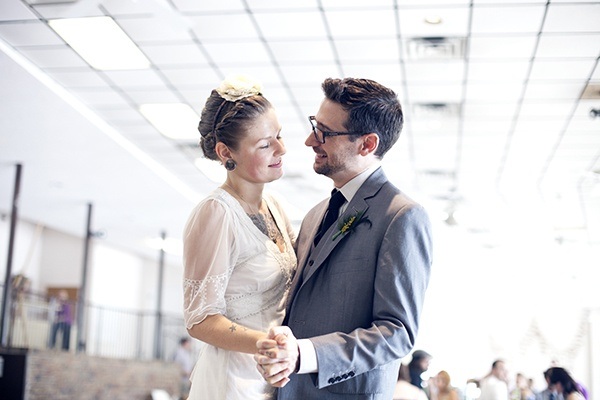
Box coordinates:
[479,359,510,400]
[394,364,428,400]
[536,368,563,400]
[546,367,585,400]
[409,349,433,390]
[430,370,459,400]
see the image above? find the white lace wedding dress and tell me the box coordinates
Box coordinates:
[183,188,297,400]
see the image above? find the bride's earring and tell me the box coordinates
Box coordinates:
[224,159,237,171]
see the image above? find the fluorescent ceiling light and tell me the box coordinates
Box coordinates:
[48,16,150,70]
[194,157,226,183]
[140,103,199,140]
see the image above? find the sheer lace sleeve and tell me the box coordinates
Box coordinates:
[183,198,238,330]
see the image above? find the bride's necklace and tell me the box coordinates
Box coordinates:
[223,183,282,245]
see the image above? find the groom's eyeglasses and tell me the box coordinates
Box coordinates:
[308,116,364,144]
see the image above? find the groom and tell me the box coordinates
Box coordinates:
[255,77,433,399]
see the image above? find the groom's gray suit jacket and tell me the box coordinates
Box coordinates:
[279,167,433,400]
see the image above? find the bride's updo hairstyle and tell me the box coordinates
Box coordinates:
[198,75,272,161]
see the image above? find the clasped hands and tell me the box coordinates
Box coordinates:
[254,326,299,387]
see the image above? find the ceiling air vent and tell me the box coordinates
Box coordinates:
[412,103,461,118]
[405,37,465,60]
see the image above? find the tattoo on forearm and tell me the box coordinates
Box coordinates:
[228,323,248,333]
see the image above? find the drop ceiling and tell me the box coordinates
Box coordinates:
[1,0,599,259]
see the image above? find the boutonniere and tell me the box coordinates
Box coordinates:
[332,209,370,241]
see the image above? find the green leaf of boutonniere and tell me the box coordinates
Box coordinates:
[332,209,369,241]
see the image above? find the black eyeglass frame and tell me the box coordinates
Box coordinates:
[308,116,364,144]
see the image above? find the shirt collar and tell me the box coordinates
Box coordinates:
[337,163,381,204]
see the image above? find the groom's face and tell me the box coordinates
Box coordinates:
[306,99,361,185]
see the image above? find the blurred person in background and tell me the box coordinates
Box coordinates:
[409,349,433,390]
[479,359,509,400]
[429,370,459,400]
[49,289,73,351]
[546,367,585,400]
[394,364,428,400]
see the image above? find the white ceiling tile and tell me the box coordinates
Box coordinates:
[335,38,399,62]
[124,88,181,105]
[182,88,215,114]
[0,0,38,21]
[404,60,464,82]
[269,39,335,63]
[463,103,516,118]
[96,107,148,124]
[19,46,88,68]
[462,118,513,134]
[544,3,600,33]
[322,0,393,8]
[397,7,470,37]
[468,60,530,82]
[202,41,270,65]
[189,14,260,41]
[46,69,110,88]
[219,65,283,87]
[529,59,596,80]
[31,3,104,19]
[71,88,130,107]
[254,11,327,39]
[249,0,319,10]
[118,17,193,42]
[342,63,404,89]
[536,34,600,58]
[413,136,459,171]
[326,9,396,38]
[406,82,463,103]
[160,67,221,87]
[103,69,166,88]
[469,36,537,59]
[171,0,245,13]
[519,101,576,119]
[279,63,341,85]
[513,120,564,139]
[140,43,208,67]
[523,82,586,101]
[471,5,546,34]
[591,64,600,80]
[567,117,600,133]
[465,82,523,102]
[0,21,62,46]
[287,84,327,108]
[397,0,470,5]
[473,0,545,3]
[101,0,165,15]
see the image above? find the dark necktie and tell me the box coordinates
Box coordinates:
[314,189,345,245]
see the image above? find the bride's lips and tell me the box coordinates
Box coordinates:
[269,159,283,168]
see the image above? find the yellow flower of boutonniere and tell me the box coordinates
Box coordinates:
[332,209,369,241]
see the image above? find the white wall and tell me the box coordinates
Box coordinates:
[0,217,183,315]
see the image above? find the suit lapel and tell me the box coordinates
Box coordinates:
[300,168,387,284]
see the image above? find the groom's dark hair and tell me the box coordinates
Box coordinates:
[321,77,403,158]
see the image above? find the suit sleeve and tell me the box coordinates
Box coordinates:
[310,204,433,388]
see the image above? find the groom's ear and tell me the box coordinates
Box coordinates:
[359,133,379,156]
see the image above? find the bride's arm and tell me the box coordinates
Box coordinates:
[188,314,266,354]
